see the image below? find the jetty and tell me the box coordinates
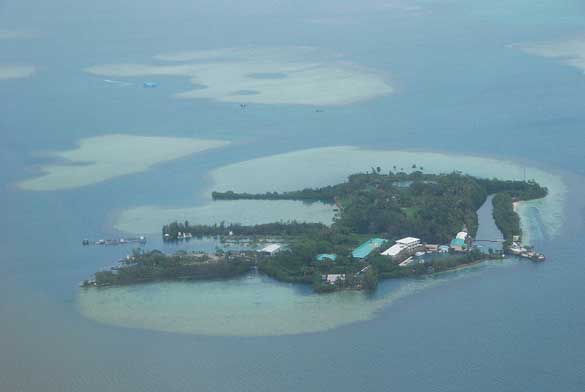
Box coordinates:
[507,242,545,262]
[82,236,146,246]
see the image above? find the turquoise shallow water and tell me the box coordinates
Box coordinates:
[2,0,585,391]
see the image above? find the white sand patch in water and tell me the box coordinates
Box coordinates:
[512,36,585,73]
[18,134,229,191]
[0,65,36,80]
[0,29,38,40]
[85,47,393,106]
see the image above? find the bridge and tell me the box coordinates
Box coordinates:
[473,239,506,243]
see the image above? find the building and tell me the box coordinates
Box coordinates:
[259,243,282,256]
[322,274,346,284]
[450,231,470,252]
[425,244,439,252]
[381,237,423,261]
[316,254,337,262]
[352,238,388,259]
[438,245,450,253]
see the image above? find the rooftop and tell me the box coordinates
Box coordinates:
[260,243,282,253]
[456,232,468,240]
[324,274,346,284]
[450,238,466,248]
[352,238,387,259]
[316,254,337,261]
[396,237,421,246]
[381,243,406,257]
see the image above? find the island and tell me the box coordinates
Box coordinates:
[82,170,548,292]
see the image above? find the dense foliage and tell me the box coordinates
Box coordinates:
[86,250,253,287]
[163,221,326,239]
[492,193,521,245]
[487,179,546,246]
[208,171,545,244]
[157,170,548,293]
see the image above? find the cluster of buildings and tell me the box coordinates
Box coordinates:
[381,237,424,260]
[449,231,469,252]
[255,231,476,286]
[348,230,473,266]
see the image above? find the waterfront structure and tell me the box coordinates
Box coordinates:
[425,244,439,252]
[381,237,423,261]
[352,238,387,259]
[322,274,346,284]
[450,231,470,252]
[259,243,282,255]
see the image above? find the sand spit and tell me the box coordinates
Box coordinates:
[19,134,229,191]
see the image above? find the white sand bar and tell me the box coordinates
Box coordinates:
[86,47,393,106]
[19,134,229,191]
[513,36,585,73]
[0,65,36,80]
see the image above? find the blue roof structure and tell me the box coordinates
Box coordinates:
[450,238,467,248]
[352,238,387,259]
[316,254,337,261]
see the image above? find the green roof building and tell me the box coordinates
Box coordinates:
[352,238,388,259]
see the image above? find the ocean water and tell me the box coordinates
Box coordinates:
[1,0,585,391]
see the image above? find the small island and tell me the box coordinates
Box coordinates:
[82,170,547,292]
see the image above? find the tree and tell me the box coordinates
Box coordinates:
[363,267,379,291]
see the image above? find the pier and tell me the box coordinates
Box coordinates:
[82,236,146,246]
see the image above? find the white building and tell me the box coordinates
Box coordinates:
[259,243,282,255]
[381,243,407,258]
[381,237,422,260]
[322,274,346,284]
[396,237,422,251]
[456,232,468,241]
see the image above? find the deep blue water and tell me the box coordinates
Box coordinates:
[1,0,585,390]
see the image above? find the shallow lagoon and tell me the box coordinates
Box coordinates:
[78,257,520,337]
[115,200,335,234]
[83,148,565,336]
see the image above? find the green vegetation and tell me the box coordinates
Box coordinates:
[86,170,547,293]
[369,249,488,278]
[207,171,546,244]
[492,193,521,246]
[82,249,253,287]
[180,171,546,292]
[488,179,546,247]
[163,221,326,239]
